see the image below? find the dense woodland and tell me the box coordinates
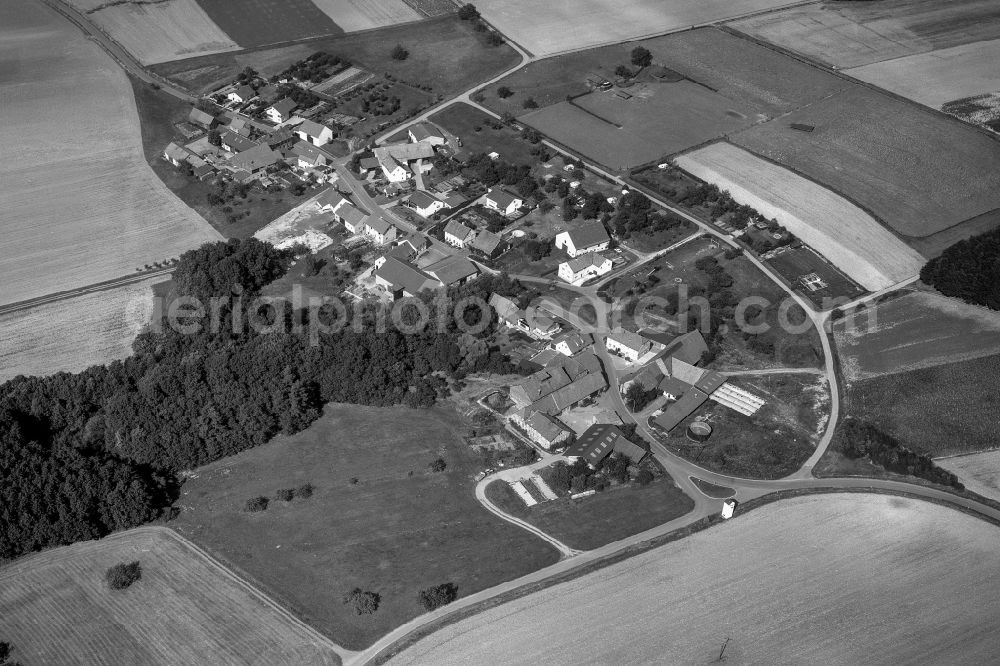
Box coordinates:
[920,227,1000,310]
[838,417,964,489]
[0,240,524,560]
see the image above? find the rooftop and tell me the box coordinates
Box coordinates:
[444,219,475,240]
[565,253,609,273]
[269,98,297,116]
[407,190,442,210]
[486,187,521,209]
[375,257,439,296]
[424,254,478,286]
[409,122,446,142]
[566,221,611,249]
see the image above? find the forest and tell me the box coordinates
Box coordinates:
[838,417,964,489]
[0,240,525,560]
[920,227,1000,310]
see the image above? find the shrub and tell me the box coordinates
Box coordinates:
[522,97,538,109]
[245,496,269,512]
[457,3,479,20]
[106,561,142,590]
[343,588,381,615]
[391,44,409,61]
[487,31,504,47]
[497,86,513,99]
[636,469,654,486]
[274,488,295,502]
[429,457,447,473]
[418,582,458,611]
[297,483,314,498]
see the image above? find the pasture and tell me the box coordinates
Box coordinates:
[389,494,1000,665]
[731,86,1000,247]
[834,291,1000,382]
[767,246,864,306]
[938,451,1000,503]
[484,474,694,550]
[171,404,559,650]
[730,0,1000,69]
[472,0,803,57]
[0,278,162,382]
[0,1,221,307]
[87,0,238,65]
[675,142,924,291]
[195,0,343,47]
[0,528,341,665]
[429,103,538,165]
[845,38,1000,109]
[840,353,1000,457]
[310,0,421,32]
[522,82,757,169]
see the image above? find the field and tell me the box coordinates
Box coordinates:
[767,246,864,306]
[153,16,519,98]
[730,0,1000,69]
[484,473,694,550]
[171,404,559,650]
[0,2,222,307]
[390,493,1000,665]
[939,452,1000,503]
[522,81,757,169]
[834,291,1000,382]
[429,103,538,165]
[839,353,1000,457]
[472,0,803,57]
[195,0,343,47]
[311,0,421,31]
[87,0,238,65]
[731,86,1000,247]
[845,38,1000,110]
[0,278,162,382]
[675,142,924,291]
[0,528,341,665]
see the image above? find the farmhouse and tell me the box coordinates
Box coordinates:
[162,142,190,167]
[221,131,256,153]
[228,85,255,104]
[558,253,612,286]
[424,255,478,287]
[563,424,647,467]
[374,256,439,299]
[294,119,334,146]
[228,117,252,137]
[406,190,449,218]
[317,187,346,212]
[264,127,297,150]
[490,293,560,340]
[408,122,447,146]
[266,98,298,124]
[363,218,397,245]
[585,72,612,90]
[358,156,380,176]
[227,144,282,175]
[484,188,524,216]
[552,331,593,356]
[510,352,605,411]
[292,141,327,168]
[511,410,573,449]
[444,220,476,248]
[555,221,611,257]
[470,229,508,259]
[606,328,652,362]
[530,373,607,416]
[188,107,217,129]
[374,143,436,183]
[335,203,368,234]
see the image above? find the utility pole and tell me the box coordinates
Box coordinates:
[717,637,731,662]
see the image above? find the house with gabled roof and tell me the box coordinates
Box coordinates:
[292,141,327,168]
[228,85,256,105]
[294,119,334,146]
[511,410,573,450]
[406,190,449,218]
[605,327,652,362]
[266,98,298,124]
[188,107,218,129]
[374,257,440,300]
[558,253,612,286]
[443,220,476,248]
[552,331,594,356]
[162,142,191,167]
[424,255,478,287]
[221,131,257,154]
[469,229,507,259]
[563,424,647,467]
[529,373,607,416]
[227,143,282,174]
[363,217,397,245]
[336,203,368,234]
[483,187,523,216]
[408,122,447,146]
[555,221,611,257]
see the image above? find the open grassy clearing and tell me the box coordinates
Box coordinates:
[154,16,518,97]
[731,85,1000,246]
[0,528,340,665]
[834,291,1000,382]
[390,493,1000,665]
[767,245,864,306]
[429,103,538,165]
[729,0,1000,69]
[87,0,238,65]
[171,404,559,650]
[473,0,803,57]
[195,0,343,48]
[675,142,924,291]
[0,278,162,382]
[938,451,1000,503]
[484,473,694,550]
[0,3,221,307]
[846,38,1000,109]
[658,373,828,479]
[311,0,421,32]
[836,353,1000,458]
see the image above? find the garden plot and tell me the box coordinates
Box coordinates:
[675,142,924,291]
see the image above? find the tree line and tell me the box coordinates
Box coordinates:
[0,240,526,560]
[920,226,1000,310]
[839,417,964,489]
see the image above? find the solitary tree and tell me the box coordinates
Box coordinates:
[0,641,22,666]
[207,129,222,147]
[274,488,295,502]
[297,483,314,498]
[631,46,652,69]
[624,383,648,412]
[106,561,142,590]
[636,469,654,486]
[615,65,633,79]
[418,582,458,610]
[391,44,409,61]
[343,588,381,615]
[245,496,269,512]
[429,457,447,473]
[522,97,538,109]
[497,85,513,98]
[487,31,504,46]
[457,3,479,20]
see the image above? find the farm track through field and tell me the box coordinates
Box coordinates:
[0,268,173,316]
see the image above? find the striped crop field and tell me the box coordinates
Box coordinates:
[0,528,343,666]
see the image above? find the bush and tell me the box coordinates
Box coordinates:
[636,469,654,486]
[106,561,142,590]
[522,97,538,109]
[343,588,381,615]
[418,582,458,611]
[457,3,479,20]
[429,457,447,473]
[274,488,295,502]
[487,31,504,47]
[497,86,513,99]
[245,496,269,512]
[297,483,314,498]
[391,44,409,61]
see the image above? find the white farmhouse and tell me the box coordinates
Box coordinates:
[294,119,334,146]
[265,98,298,124]
[408,122,447,146]
[605,327,652,362]
[558,253,612,286]
[555,221,611,258]
[483,187,523,216]
[443,220,476,248]
[406,190,449,218]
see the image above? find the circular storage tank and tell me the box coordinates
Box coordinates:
[511,229,526,238]
[687,421,713,443]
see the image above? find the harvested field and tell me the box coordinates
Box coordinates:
[390,494,1000,665]
[88,0,238,65]
[841,353,1000,457]
[834,291,1000,382]
[0,278,162,382]
[311,0,421,31]
[938,451,1000,503]
[0,527,341,665]
[0,2,221,307]
[731,86,1000,245]
[730,0,1000,69]
[473,0,803,57]
[675,142,924,291]
[521,81,758,169]
[195,0,343,48]
[846,38,1000,109]
[171,404,559,650]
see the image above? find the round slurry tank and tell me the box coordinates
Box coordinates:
[687,421,713,443]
